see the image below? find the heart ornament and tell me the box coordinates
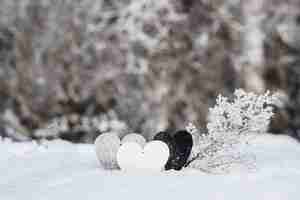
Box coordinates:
[117,141,170,172]
[153,130,193,170]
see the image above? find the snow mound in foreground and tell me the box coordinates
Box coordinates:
[1,134,300,200]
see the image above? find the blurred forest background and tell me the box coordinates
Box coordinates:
[0,0,300,143]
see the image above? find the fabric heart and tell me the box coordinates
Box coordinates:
[117,141,170,172]
[153,130,193,170]
[173,130,193,168]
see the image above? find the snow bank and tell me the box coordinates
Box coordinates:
[1,134,300,200]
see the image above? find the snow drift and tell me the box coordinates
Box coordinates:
[1,134,300,200]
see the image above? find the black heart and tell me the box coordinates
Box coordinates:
[153,130,193,170]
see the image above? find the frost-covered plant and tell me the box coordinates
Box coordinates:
[186,89,279,173]
[207,89,279,135]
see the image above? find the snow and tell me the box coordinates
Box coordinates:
[1,134,300,200]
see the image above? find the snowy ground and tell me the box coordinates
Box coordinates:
[1,134,300,200]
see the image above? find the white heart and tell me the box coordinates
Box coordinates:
[117,141,169,172]
[116,142,143,171]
